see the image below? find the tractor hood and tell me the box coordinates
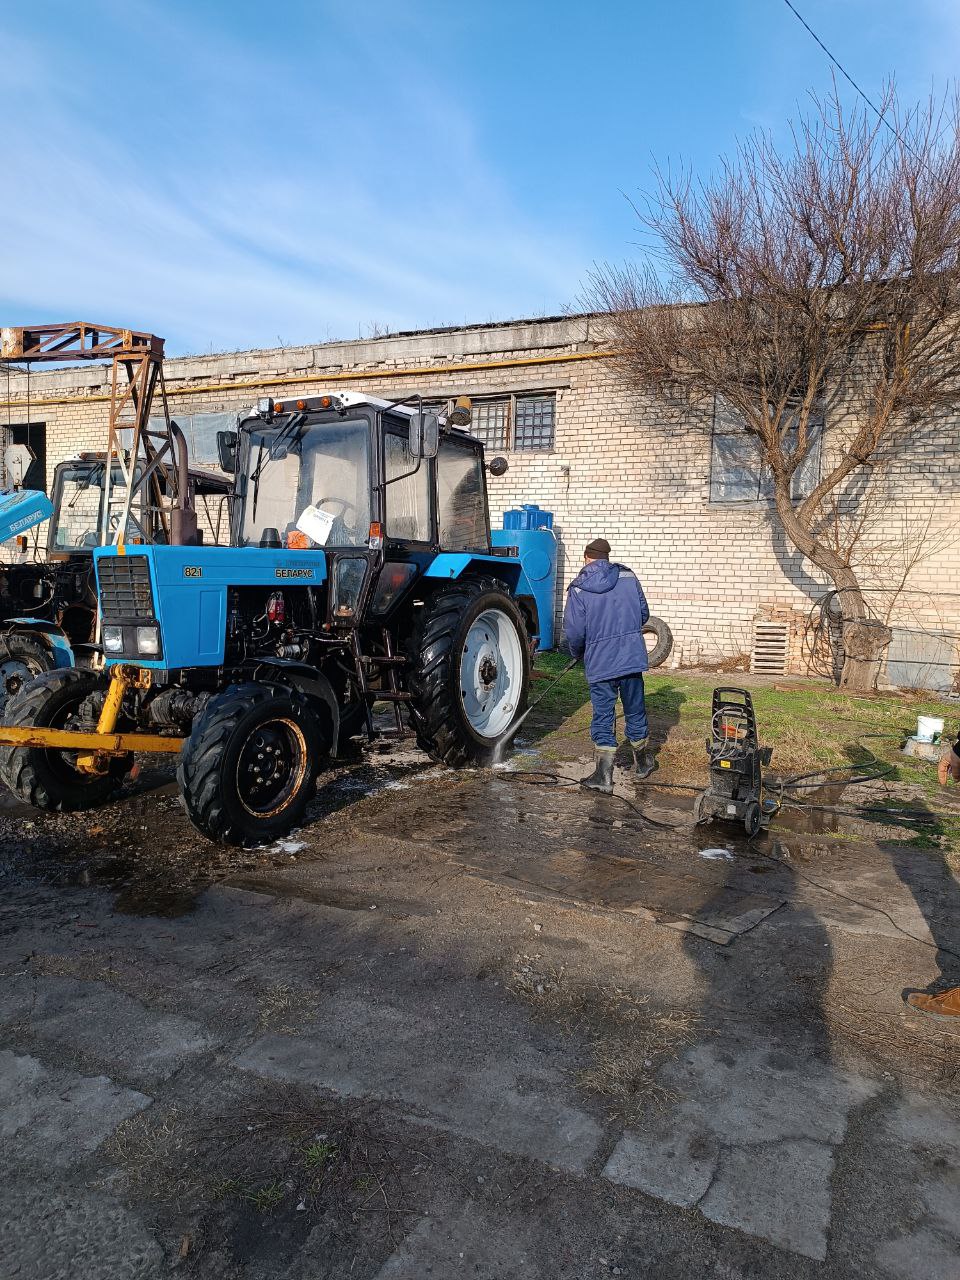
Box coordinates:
[0,488,54,545]
[93,543,327,669]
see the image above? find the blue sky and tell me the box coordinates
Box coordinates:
[1,0,957,354]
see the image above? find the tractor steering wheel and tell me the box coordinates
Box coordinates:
[315,497,360,545]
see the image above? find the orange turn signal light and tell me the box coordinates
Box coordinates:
[296,399,307,410]
[319,395,332,408]
[275,401,285,412]
[286,530,310,549]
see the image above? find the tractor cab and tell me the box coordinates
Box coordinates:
[49,453,231,557]
[225,392,502,631]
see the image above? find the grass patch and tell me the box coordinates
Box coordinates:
[104,1087,433,1231]
[527,656,960,847]
[509,955,697,1116]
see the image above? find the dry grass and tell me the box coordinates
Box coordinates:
[255,981,326,1033]
[509,956,698,1116]
[32,952,124,987]
[103,1086,435,1237]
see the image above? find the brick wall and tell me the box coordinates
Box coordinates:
[2,315,958,683]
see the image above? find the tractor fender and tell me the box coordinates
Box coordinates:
[0,619,75,668]
[246,658,341,756]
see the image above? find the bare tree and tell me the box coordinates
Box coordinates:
[589,87,960,689]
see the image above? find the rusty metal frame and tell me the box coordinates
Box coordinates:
[0,322,163,363]
[0,321,184,547]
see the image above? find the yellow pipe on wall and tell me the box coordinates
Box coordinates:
[0,348,611,411]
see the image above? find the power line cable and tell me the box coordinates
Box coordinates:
[780,0,926,165]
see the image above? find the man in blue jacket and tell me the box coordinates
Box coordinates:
[562,538,655,793]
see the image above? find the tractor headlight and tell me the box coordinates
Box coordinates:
[136,625,160,655]
[103,625,123,654]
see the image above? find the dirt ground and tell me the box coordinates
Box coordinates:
[2,672,960,1279]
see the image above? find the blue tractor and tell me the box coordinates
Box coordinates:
[0,455,231,712]
[0,393,553,844]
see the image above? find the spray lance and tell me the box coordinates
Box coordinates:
[495,656,580,755]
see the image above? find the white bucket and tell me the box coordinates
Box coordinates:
[916,715,944,744]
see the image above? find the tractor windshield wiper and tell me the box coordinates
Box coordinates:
[67,465,104,509]
[250,413,306,525]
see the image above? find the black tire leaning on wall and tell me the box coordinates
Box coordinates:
[408,576,531,767]
[0,667,128,811]
[177,682,327,846]
[643,616,674,669]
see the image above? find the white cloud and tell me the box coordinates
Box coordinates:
[0,10,584,353]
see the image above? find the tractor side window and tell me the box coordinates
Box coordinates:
[384,432,431,543]
[437,443,488,552]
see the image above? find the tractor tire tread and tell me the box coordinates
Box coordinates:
[0,668,123,812]
[408,576,529,768]
[177,682,321,845]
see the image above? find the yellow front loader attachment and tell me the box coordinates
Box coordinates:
[0,665,184,775]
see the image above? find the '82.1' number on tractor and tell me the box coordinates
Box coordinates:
[183,566,202,579]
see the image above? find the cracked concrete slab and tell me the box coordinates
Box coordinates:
[872,1094,960,1278]
[235,997,603,1173]
[0,1050,152,1167]
[0,975,214,1079]
[368,1201,542,1280]
[699,1139,836,1260]
[0,1184,163,1280]
[603,1039,879,1260]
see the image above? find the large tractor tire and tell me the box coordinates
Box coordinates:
[0,632,58,718]
[177,683,326,846]
[409,577,531,767]
[643,616,674,669]
[0,668,128,811]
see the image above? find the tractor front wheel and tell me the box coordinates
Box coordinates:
[0,632,58,718]
[0,668,129,811]
[177,683,326,845]
[409,578,531,766]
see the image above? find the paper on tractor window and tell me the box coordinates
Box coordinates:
[296,505,335,546]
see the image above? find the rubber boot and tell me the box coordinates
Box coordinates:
[630,738,657,780]
[906,986,960,1018]
[582,746,616,794]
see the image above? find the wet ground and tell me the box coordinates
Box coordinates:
[3,718,960,1278]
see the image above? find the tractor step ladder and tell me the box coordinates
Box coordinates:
[361,629,411,740]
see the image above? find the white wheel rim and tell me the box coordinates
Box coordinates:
[459,607,524,739]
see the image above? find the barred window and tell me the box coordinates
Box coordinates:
[471,399,509,450]
[514,396,555,450]
[462,393,555,451]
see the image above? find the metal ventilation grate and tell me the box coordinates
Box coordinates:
[751,621,789,675]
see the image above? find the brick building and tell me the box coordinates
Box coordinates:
[1,314,957,688]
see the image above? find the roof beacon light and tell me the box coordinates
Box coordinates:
[449,395,472,427]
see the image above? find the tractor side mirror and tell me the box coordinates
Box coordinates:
[487,456,509,477]
[409,411,440,460]
[216,431,238,473]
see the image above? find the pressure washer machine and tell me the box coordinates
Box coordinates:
[693,687,773,837]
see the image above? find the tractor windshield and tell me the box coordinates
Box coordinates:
[49,462,146,552]
[242,418,371,548]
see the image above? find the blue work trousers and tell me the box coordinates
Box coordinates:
[589,673,648,748]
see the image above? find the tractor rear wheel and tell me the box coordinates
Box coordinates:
[409,577,531,766]
[0,668,128,811]
[0,632,57,718]
[177,683,326,845]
